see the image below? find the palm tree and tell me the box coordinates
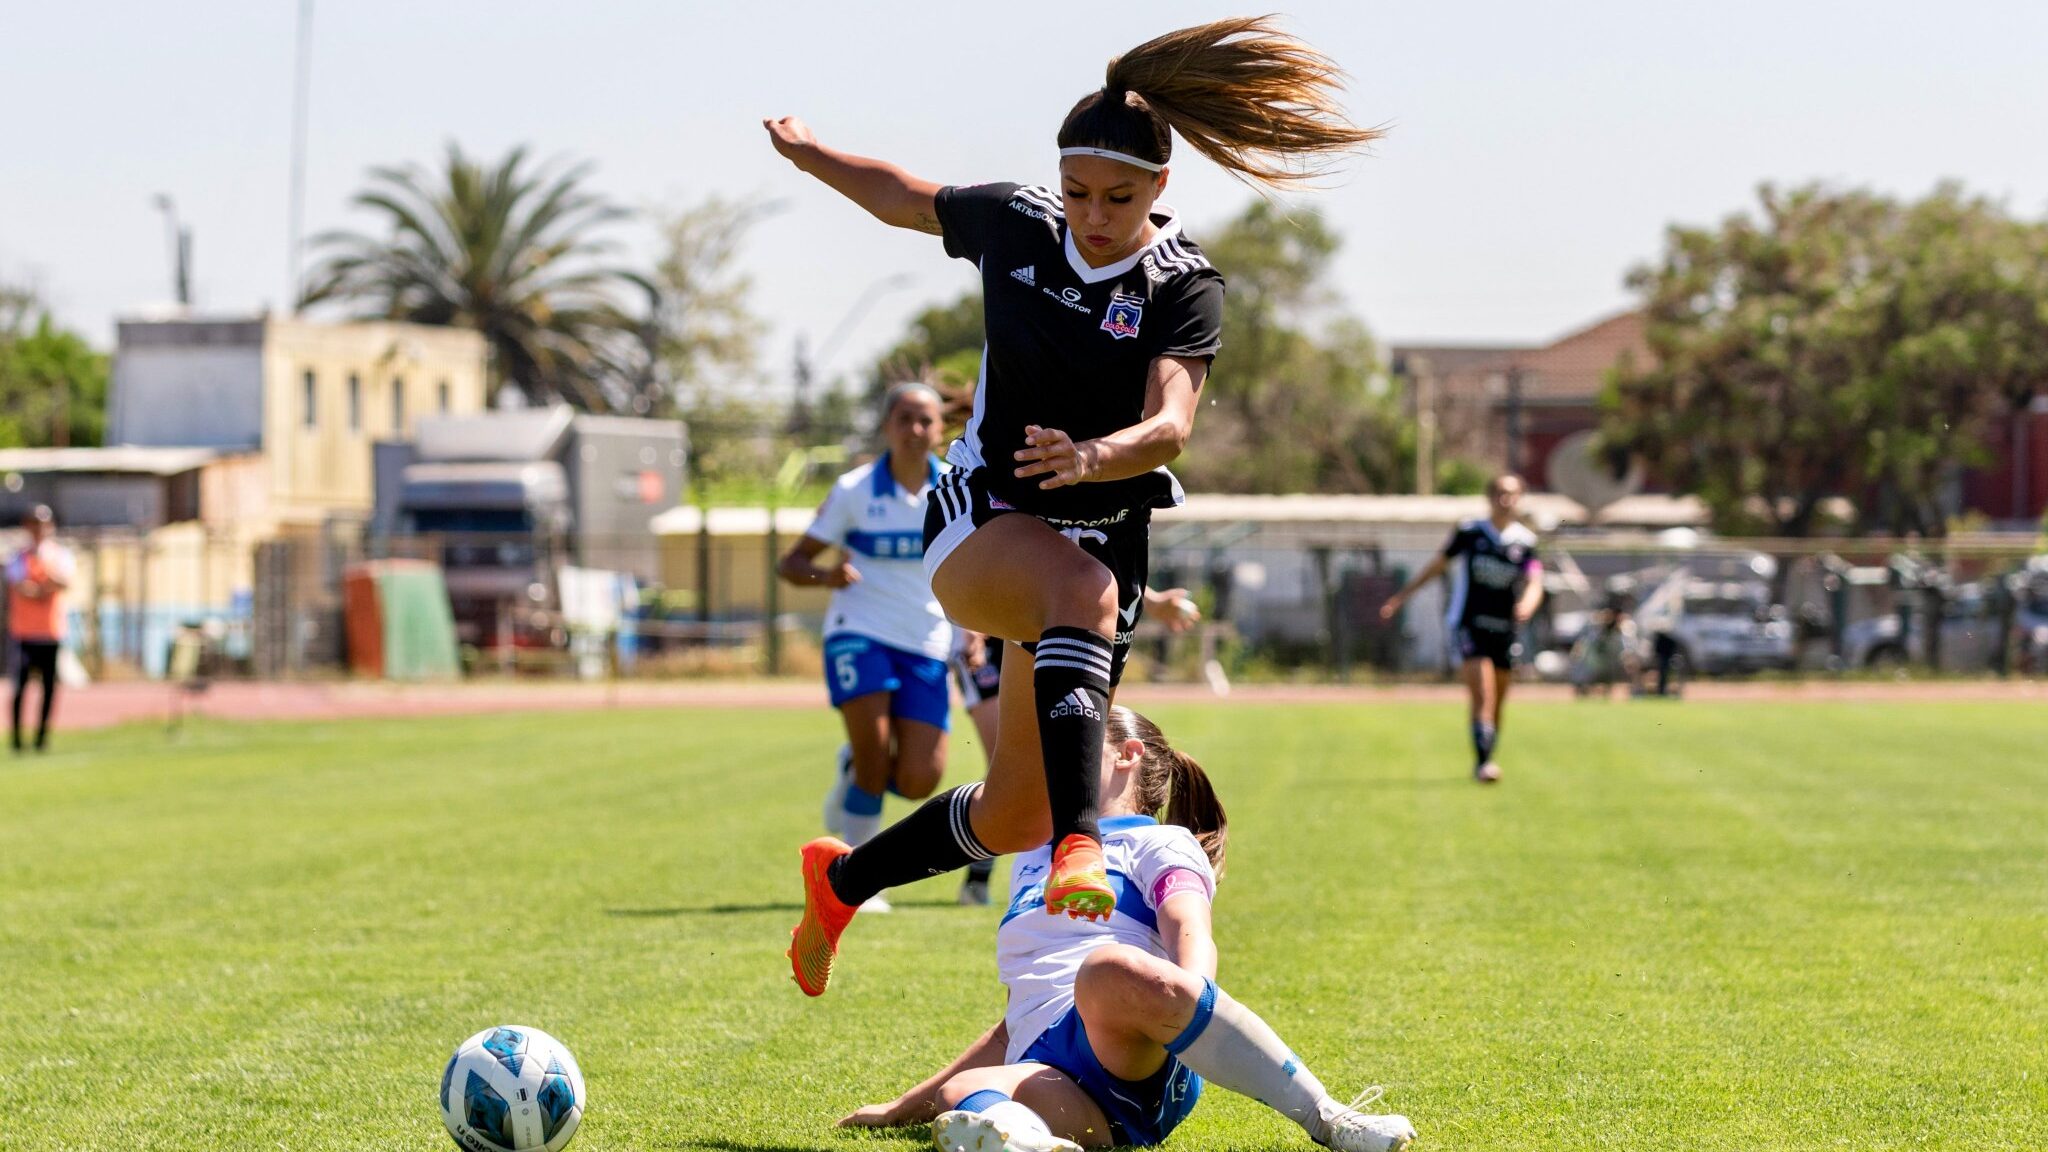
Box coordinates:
[301,143,655,410]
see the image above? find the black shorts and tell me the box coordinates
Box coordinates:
[952,637,1005,709]
[1455,625,1517,670]
[925,467,1149,687]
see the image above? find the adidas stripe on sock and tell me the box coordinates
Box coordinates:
[828,783,993,907]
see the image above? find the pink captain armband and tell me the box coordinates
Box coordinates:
[1151,868,1210,908]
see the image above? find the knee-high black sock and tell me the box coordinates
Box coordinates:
[1033,626,1113,846]
[827,784,992,906]
[966,856,995,884]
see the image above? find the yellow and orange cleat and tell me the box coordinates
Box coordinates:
[788,837,858,996]
[1044,833,1115,921]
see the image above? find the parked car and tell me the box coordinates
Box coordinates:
[1633,573,1797,676]
[1841,582,2005,671]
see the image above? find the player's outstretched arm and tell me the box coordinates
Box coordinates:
[763,116,943,235]
[1380,553,1450,621]
[838,1018,1009,1127]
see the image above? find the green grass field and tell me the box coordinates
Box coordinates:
[4,699,2045,1151]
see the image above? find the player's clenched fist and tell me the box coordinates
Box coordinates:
[762,116,817,164]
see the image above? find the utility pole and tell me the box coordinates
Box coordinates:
[1412,358,1435,496]
[1504,363,1524,477]
[288,0,315,312]
[154,195,192,307]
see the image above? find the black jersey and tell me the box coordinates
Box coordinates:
[1441,518,1541,635]
[932,181,1226,521]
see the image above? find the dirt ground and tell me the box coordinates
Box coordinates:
[28,674,2047,735]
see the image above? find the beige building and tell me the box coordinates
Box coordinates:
[0,317,492,676]
[109,315,489,529]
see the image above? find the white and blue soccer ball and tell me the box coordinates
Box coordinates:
[440,1025,586,1152]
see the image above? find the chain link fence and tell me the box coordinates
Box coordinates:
[28,519,2048,686]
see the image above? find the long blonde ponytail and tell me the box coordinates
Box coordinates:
[1058,16,1382,188]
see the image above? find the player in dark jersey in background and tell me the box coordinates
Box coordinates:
[1380,474,1545,783]
[766,16,1381,995]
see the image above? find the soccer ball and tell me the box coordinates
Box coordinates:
[440,1025,586,1152]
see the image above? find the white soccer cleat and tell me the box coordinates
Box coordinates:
[823,744,853,836]
[931,1109,1081,1152]
[1473,761,1502,784]
[1314,1089,1416,1152]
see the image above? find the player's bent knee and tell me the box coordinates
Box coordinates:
[937,1069,1004,1108]
[892,763,942,801]
[1043,560,1118,633]
[1076,945,1189,1013]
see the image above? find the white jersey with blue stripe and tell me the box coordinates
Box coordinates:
[805,454,953,660]
[997,815,1217,1063]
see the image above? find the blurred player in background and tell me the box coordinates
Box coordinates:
[779,383,952,912]
[1380,474,1544,783]
[8,505,74,754]
[837,706,1415,1152]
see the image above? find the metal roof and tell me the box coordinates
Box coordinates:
[0,446,226,476]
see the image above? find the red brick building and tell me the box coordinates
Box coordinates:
[1391,311,2048,525]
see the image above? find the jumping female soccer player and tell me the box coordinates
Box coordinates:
[836,706,1416,1152]
[780,383,954,910]
[1379,473,1544,783]
[767,15,1380,993]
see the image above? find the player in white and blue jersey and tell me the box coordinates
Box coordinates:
[1380,473,1545,783]
[779,384,953,892]
[837,707,1416,1152]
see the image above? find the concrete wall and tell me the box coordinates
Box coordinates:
[109,328,265,448]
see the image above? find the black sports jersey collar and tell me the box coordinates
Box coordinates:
[1063,207,1185,284]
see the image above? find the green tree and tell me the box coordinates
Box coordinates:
[0,294,108,448]
[1182,201,1411,494]
[301,143,652,411]
[1862,187,2048,533]
[867,292,985,405]
[647,197,772,415]
[1602,183,2048,536]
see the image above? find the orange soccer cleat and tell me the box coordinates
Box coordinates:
[788,837,859,996]
[1044,833,1115,921]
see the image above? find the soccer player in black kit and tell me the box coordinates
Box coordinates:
[1381,474,1546,783]
[768,16,1381,996]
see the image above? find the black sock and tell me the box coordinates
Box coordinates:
[1033,626,1112,846]
[1471,720,1497,765]
[827,784,991,906]
[966,857,995,884]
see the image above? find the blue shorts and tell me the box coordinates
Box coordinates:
[822,634,951,731]
[1019,1006,1203,1146]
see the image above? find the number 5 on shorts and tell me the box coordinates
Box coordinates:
[834,652,859,693]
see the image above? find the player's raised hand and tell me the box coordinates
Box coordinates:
[762,116,817,164]
[1014,425,1096,489]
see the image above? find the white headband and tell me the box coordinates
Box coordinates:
[1058,146,1164,173]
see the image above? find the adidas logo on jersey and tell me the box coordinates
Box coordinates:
[1010,265,1036,286]
[1047,689,1102,722]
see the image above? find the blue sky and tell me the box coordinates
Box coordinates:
[5,1,2047,394]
